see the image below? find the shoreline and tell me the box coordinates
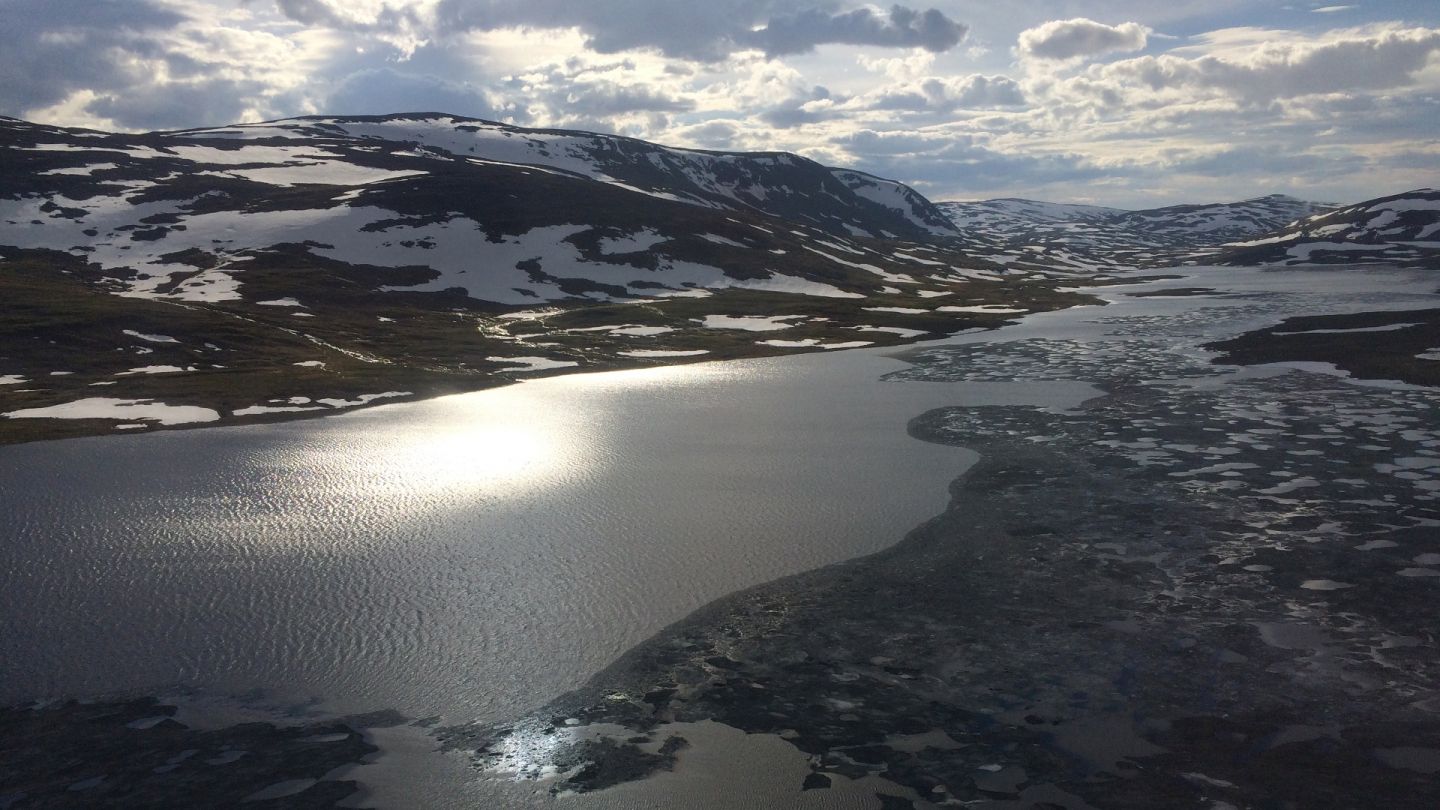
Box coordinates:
[8,265,1440,807]
[446,270,1440,807]
[451,377,1440,807]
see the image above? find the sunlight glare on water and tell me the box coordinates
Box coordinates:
[0,347,998,723]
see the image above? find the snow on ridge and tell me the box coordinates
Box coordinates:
[831,169,956,235]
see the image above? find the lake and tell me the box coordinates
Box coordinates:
[0,342,1096,726]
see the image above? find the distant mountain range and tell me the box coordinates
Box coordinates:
[1,112,1435,443]
[1215,188,1440,268]
[937,194,1338,271]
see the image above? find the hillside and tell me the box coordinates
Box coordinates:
[0,114,1089,444]
[938,194,1334,270]
[1216,188,1440,268]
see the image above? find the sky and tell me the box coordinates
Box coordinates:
[3,0,1438,208]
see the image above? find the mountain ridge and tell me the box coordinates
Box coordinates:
[0,113,1084,444]
[937,193,1338,271]
[3,111,1435,445]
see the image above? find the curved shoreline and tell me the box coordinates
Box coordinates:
[448,272,1440,808]
[8,266,1440,807]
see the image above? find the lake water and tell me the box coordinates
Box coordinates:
[0,343,1096,725]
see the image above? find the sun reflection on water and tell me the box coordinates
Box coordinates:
[340,363,729,497]
[372,395,567,493]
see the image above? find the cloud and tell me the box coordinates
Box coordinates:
[0,0,188,112]
[1071,24,1440,105]
[758,86,838,128]
[87,78,273,131]
[868,74,1026,111]
[430,1,966,61]
[829,127,1106,193]
[741,5,967,57]
[327,68,497,118]
[672,119,743,149]
[1018,18,1149,61]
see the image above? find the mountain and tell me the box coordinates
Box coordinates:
[174,113,960,242]
[1216,189,1440,268]
[938,194,1335,271]
[0,114,1089,444]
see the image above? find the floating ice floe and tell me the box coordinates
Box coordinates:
[1299,579,1354,591]
[2,398,220,425]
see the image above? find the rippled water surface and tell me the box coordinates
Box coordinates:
[0,346,1094,723]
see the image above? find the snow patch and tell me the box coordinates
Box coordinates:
[3,398,220,425]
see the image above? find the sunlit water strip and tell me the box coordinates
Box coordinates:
[0,343,1095,725]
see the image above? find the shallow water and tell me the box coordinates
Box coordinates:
[0,343,1093,724]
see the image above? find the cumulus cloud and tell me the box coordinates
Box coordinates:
[741,5,967,57]
[88,79,272,131]
[327,68,496,118]
[868,74,1026,112]
[1060,24,1440,106]
[1018,18,1149,61]
[551,82,694,117]
[758,86,839,128]
[0,0,188,112]
[429,0,966,61]
[829,127,1106,192]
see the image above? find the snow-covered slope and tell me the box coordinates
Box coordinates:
[1218,189,1440,268]
[0,114,986,307]
[179,114,958,241]
[2,113,1094,444]
[938,194,1334,271]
